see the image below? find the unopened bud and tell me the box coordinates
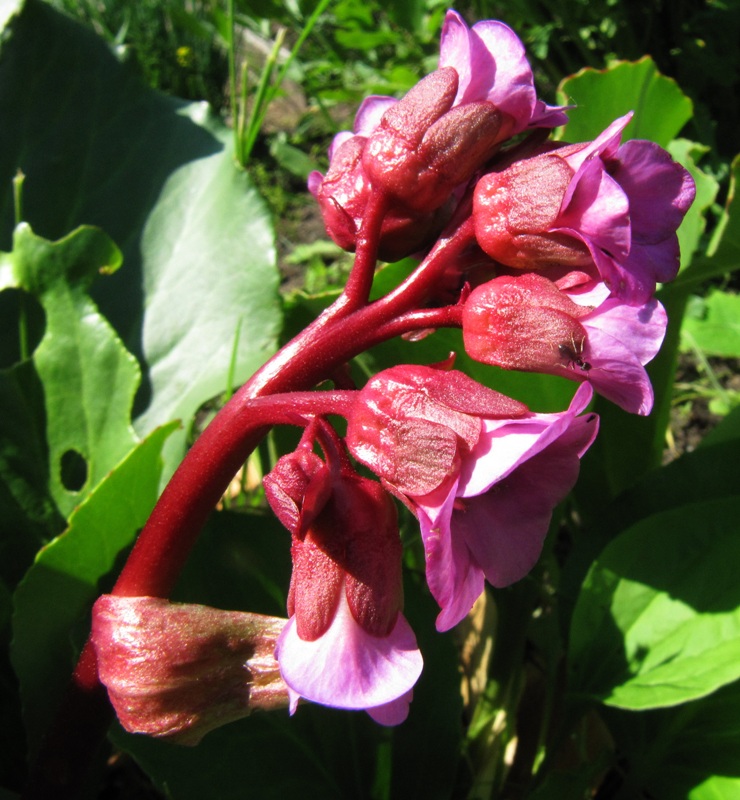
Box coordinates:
[473,154,591,269]
[363,68,502,212]
[91,595,289,745]
[463,273,592,372]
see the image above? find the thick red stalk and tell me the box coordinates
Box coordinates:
[24,205,476,800]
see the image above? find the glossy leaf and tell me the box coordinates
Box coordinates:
[676,153,740,288]
[556,57,693,146]
[600,680,740,799]
[0,0,281,476]
[1,223,136,519]
[569,496,740,709]
[681,290,740,358]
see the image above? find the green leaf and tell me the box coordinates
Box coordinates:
[668,139,719,271]
[681,290,740,358]
[569,496,740,710]
[10,421,177,756]
[556,57,693,147]
[1,223,137,519]
[600,680,740,799]
[676,153,740,288]
[0,0,281,476]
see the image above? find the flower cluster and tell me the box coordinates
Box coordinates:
[91,8,695,738]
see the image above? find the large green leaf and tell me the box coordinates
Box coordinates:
[10,421,177,756]
[1,223,136,519]
[556,57,693,146]
[569,496,740,710]
[0,0,281,474]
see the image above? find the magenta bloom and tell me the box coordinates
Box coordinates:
[474,114,696,304]
[264,443,422,724]
[463,272,667,414]
[309,9,567,259]
[347,366,597,631]
[415,383,598,631]
[437,9,568,137]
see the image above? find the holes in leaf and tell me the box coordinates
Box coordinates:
[0,288,46,368]
[61,449,88,492]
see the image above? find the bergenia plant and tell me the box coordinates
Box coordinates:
[25,7,696,797]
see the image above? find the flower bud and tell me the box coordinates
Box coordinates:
[91,595,289,745]
[472,114,696,304]
[312,133,453,261]
[362,68,503,212]
[347,364,527,497]
[473,154,592,269]
[462,273,592,372]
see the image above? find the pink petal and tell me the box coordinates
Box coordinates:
[584,297,667,365]
[416,480,486,632]
[612,140,697,244]
[438,10,474,100]
[467,20,535,122]
[460,382,594,497]
[275,593,422,712]
[457,412,598,586]
[558,158,631,259]
[366,690,414,725]
[580,326,655,415]
[354,95,397,136]
[563,113,632,172]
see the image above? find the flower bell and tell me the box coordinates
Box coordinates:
[264,426,423,725]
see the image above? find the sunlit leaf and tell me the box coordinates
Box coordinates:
[0,0,282,479]
[1,223,137,518]
[569,496,740,709]
[556,57,693,146]
[681,290,740,357]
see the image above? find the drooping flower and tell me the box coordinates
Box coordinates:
[264,430,423,724]
[473,114,696,304]
[415,383,598,630]
[462,272,667,414]
[346,366,598,630]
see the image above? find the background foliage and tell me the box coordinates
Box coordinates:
[1,0,739,797]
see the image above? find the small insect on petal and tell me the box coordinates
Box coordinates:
[558,335,592,372]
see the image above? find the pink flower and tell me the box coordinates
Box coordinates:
[346,366,597,630]
[264,438,422,724]
[437,9,568,137]
[462,272,667,414]
[473,114,696,304]
[415,383,598,630]
[309,10,567,259]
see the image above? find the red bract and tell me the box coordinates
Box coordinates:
[462,272,592,373]
[91,596,289,745]
[346,364,528,497]
[361,68,503,213]
[463,272,669,415]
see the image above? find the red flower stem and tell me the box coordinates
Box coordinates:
[332,189,389,316]
[24,210,475,800]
